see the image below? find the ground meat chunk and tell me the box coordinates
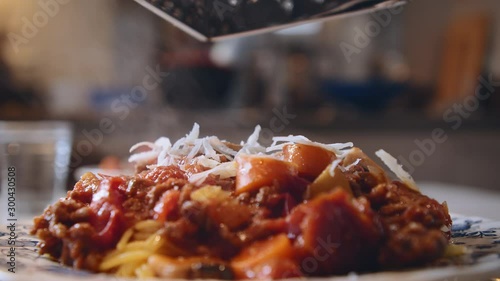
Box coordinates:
[138,166,187,184]
[378,224,447,267]
[365,182,451,268]
[31,172,163,270]
[344,164,383,196]
[32,198,89,260]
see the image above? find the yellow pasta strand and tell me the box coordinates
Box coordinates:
[133,232,155,241]
[124,241,151,251]
[100,220,166,277]
[116,228,134,251]
[100,250,151,271]
[115,261,143,277]
[134,220,162,231]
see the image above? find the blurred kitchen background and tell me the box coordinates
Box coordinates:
[0,0,499,191]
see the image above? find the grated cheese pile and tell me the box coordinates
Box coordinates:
[128,123,418,189]
[129,123,268,184]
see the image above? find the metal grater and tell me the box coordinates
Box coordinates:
[134,0,406,41]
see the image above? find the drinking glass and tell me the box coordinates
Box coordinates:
[0,121,73,222]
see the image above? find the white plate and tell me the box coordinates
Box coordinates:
[1,214,499,281]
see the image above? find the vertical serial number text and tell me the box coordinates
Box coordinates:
[5,166,17,273]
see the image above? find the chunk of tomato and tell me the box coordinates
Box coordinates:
[153,189,181,222]
[231,234,297,279]
[235,154,298,194]
[283,144,336,180]
[287,188,382,275]
[89,177,126,248]
[91,202,124,247]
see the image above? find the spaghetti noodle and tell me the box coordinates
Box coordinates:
[100,220,162,277]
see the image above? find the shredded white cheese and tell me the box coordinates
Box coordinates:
[129,124,265,183]
[375,149,419,192]
[129,124,422,189]
[238,125,266,155]
[189,161,238,185]
[328,159,343,177]
[196,156,220,169]
[343,158,361,171]
[129,125,356,183]
[129,141,156,153]
[267,135,353,156]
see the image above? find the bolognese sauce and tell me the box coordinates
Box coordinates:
[31,124,451,279]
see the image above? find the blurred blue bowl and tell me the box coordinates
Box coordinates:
[320,78,408,111]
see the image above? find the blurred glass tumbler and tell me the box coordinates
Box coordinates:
[0,121,73,220]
